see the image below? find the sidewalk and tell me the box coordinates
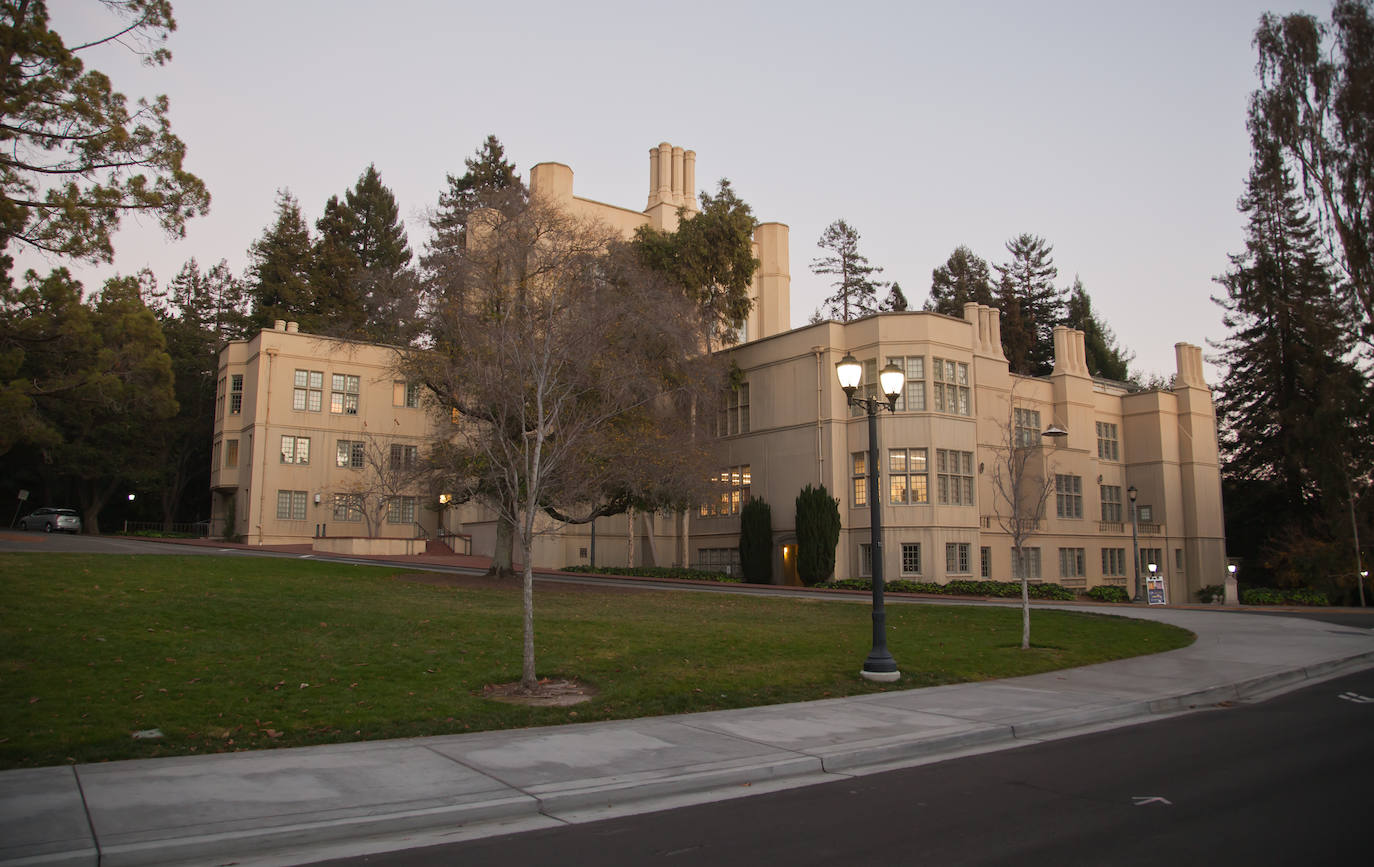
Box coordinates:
[3,571,1373,867]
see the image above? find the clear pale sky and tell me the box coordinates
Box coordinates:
[28,0,1320,381]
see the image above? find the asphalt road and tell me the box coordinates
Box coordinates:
[316,667,1374,867]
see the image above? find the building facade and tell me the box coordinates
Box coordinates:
[211,142,1226,602]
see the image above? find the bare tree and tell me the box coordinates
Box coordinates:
[407,196,715,693]
[989,389,1057,649]
[334,425,428,538]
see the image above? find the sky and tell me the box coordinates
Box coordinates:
[25,0,1323,381]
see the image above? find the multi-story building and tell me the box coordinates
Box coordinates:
[211,141,1226,602]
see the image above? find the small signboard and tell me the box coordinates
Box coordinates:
[17,489,28,501]
[1146,575,1167,605]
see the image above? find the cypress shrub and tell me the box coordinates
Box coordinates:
[795,484,840,585]
[738,498,773,584]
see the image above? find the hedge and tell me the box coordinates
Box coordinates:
[561,565,742,583]
[1240,586,1330,606]
[818,577,1076,601]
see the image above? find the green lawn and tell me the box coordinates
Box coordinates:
[0,555,1194,768]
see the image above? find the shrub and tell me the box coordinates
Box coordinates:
[1087,585,1130,603]
[1238,586,1328,606]
[738,499,773,584]
[795,484,840,585]
[816,577,1076,600]
[1196,584,1224,603]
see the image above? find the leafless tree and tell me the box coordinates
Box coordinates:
[334,424,429,539]
[988,386,1057,649]
[405,196,717,692]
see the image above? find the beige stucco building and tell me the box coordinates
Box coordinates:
[211,141,1226,602]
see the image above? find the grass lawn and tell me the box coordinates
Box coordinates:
[0,554,1194,769]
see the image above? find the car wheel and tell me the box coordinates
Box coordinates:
[44,522,52,533]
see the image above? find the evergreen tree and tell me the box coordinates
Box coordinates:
[314,165,419,343]
[1213,142,1368,531]
[1064,277,1132,380]
[812,219,886,322]
[795,483,840,585]
[926,245,995,316]
[246,190,314,330]
[424,136,526,279]
[633,179,758,350]
[882,282,909,312]
[995,234,1064,375]
[738,498,773,584]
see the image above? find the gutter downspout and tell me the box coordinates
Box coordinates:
[813,346,826,486]
[257,347,277,546]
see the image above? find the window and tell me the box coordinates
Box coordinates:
[886,355,926,412]
[333,493,363,522]
[331,373,360,415]
[1012,547,1042,580]
[336,440,364,469]
[932,358,971,416]
[1137,504,1154,523]
[225,439,239,468]
[698,548,742,576]
[293,369,323,412]
[1102,548,1126,576]
[211,441,221,470]
[216,376,225,419]
[946,542,971,574]
[229,374,243,414]
[1139,547,1162,573]
[1014,408,1042,447]
[1175,548,1184,571]
[280,435,310,465]
[859,543,872,577]
[1097,421,1120,461]
[981,546,991,579]
[700,465,751,517]
[1056,474,1083,519]
[390,443,418,470]
[852,451,868,507]
[717,383,750,436]
[387,496,417,524]
[901,543,921,575]
[1100,485,1123,522]
[393,381,421,408]
[888,447,929,504]
[276,490,307,521]
[1059,547,1086,578]
[936,449,975,506]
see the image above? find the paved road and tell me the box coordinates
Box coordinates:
[316,667,1374,867]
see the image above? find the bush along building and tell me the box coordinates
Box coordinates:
[210,142,1225,603]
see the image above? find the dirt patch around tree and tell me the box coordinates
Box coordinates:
[482,678,596,706]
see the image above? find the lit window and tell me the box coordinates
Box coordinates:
[852,451,867,507]
[888,447,929,504]
[225,439,239,468]
[330,373,360,415]
[699,465,751,517]
[333,494,363,522]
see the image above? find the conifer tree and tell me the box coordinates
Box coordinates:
[1064,277,1132,380]
[1213,142,1368,529]
[995,234,1064,375]
[246,190,314,330]
[425,136,526,271]
[882,282,909,312]
[812,219,886,322]
[926,245,995,316]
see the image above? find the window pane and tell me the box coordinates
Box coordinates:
[911,475,928,503]
[890,475,908,504]
[910,449,927,472]
[889,449,907,473]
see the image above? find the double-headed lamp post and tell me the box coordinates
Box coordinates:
[1128,485,1142,603]
[836,353,906,682]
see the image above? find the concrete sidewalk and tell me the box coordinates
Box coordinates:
[3,605,1372,867]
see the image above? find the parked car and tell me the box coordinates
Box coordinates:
[18,507,82,534]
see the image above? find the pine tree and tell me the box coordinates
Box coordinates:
[995,234,1064,375]
[926,245,995,316]
[882,282,909,312]
[314,165,418,343]
[1064,277,1132,380]
[1213,142,1368,530]
[425,136,525,265]
[246,190,314,330]
[812,219,886,322]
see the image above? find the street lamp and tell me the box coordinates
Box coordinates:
[1128,485,1141,603]
[836,352,905,682]
[1147,561,1159,603]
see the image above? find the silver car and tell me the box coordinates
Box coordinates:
[18,507,82,533]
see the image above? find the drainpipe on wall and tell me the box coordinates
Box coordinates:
[813,346,826,486]
[256,346,277,546]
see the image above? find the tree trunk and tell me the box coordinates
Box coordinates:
[521,548,537,691]
[626,507,636,570]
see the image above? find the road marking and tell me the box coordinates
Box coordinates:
[1338,691,1374,704]
[1132,796,1172,806]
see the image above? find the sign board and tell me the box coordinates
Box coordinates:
[17,489,28,501]
[1146,575,1167,605]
